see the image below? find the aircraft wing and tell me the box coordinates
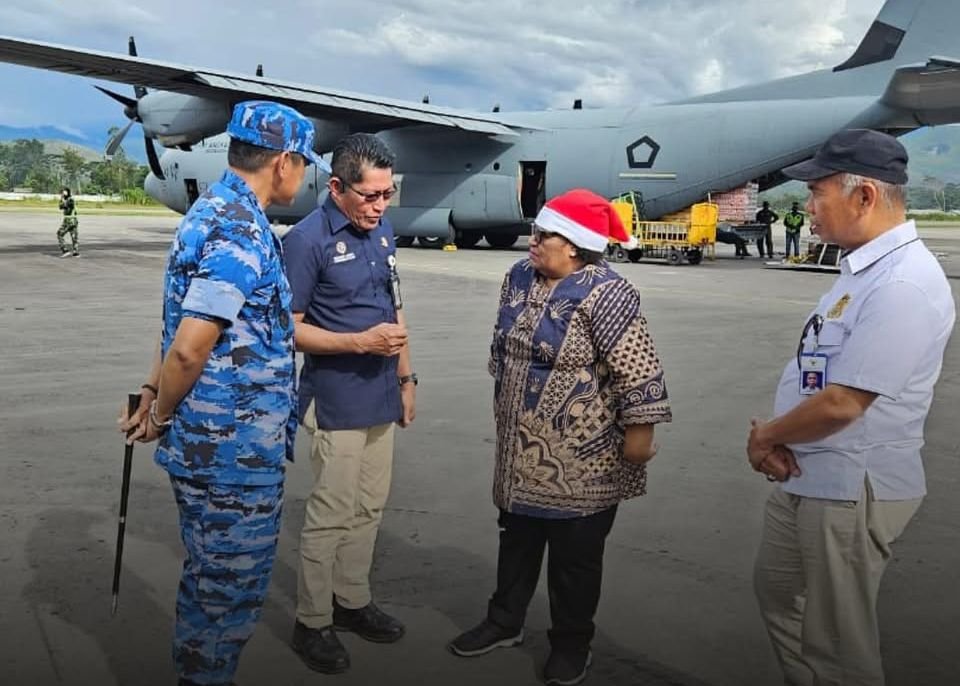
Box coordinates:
[0,35,524,137]
[881,57,960,118]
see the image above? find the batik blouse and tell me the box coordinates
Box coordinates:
[489,259,672,518]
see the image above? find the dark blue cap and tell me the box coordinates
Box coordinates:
[227,100,331,172]
[783,129,908,185]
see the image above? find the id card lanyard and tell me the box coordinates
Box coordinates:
[796,314,827,395]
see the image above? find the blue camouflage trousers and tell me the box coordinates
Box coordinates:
[170,476,283,685]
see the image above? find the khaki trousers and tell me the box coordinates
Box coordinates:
[754,479,921,686]
[296,401,395,629]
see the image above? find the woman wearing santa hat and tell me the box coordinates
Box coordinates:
[449,189,673,685]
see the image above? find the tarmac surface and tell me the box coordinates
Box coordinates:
[1,212,958,686]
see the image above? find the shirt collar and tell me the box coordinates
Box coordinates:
[220,169,261,210]
[841,220,918,275]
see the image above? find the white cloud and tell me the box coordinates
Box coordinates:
[0,0,894,125]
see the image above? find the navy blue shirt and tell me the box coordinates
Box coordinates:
[283,197,402,430]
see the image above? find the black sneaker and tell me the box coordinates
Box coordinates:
[291,620,350,674]
[333,600,405,643]
[544,649,592,686]
[448,619,524,657]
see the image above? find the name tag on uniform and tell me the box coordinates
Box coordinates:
[333,252,357,264]
[799,353,827,395]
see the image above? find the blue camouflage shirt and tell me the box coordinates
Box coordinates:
[154,169,297,485]
[283,197,402,430]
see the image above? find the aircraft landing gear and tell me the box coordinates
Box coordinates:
[485,233,519,249]
[455,230,483,249]
[418,236,444,248]
[394,236,415,248]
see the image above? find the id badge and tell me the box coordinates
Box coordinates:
[387,255,403,310]
[799,353,827,395]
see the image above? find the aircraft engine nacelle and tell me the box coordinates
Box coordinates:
[137,91,232,147]
[310,119,351,153]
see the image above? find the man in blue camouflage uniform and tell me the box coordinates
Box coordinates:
[120,100,328,686]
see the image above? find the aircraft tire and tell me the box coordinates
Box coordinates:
[455,230,483,249]
[394,236,415,248]
[418,236,445,248]
[686,248,703,265]
[667,249,682,266]
[485,233,519,249]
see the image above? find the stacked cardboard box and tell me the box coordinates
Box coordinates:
[711,182,760,222]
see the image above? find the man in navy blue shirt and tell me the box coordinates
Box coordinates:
[283,133,416,674]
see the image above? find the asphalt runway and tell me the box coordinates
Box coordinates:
[1,212,958,686]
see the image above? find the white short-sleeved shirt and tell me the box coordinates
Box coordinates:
[774,221,955,501]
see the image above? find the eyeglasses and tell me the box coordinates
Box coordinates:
[342,181,397,203]
[531,226,562,242]
[796,314,824,371]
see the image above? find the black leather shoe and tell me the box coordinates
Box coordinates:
[448,619,524,657]
[291,620,350,674]
[544,648,592,686]
[333,600,405,643]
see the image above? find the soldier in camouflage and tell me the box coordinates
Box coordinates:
[57,187,79,257]
[120,100,328,686]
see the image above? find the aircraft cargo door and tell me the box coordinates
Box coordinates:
[184,178,200,209]
[520,162,546,219]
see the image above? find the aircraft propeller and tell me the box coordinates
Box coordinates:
[97,36,165,180]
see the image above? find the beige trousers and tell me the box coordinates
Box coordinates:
[296,400,395,629]
[754,479,921,686]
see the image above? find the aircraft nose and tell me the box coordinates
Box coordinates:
[144,172,163,205]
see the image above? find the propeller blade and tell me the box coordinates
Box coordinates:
[95,85,138,110]
[128,36,148,100]
[144,136,165,181]
[105,121,134,157]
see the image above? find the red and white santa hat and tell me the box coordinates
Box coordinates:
[534,189,634,252]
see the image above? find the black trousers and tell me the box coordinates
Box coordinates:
[756,226,773,257]
[486,506,617,652]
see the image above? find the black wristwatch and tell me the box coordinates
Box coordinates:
[399,373,418,387]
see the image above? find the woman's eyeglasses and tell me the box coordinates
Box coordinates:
[531,226,562,242]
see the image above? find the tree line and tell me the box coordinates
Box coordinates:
[0,138,151,201]
[767,180,960,215]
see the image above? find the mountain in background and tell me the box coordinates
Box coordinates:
[0,123,147,163]
[764,126,960,199]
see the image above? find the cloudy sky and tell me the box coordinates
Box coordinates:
[0,0,885,138]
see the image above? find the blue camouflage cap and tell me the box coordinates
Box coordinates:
[227,100,331,172]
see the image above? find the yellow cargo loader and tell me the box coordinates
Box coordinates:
[609,192,718,265]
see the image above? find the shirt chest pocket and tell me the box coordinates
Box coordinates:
[816,320,848,351]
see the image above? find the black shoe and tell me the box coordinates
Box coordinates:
[333,600,405,643]
[544,649,592,685]
[291,621,350,674]
[448,619,524,657]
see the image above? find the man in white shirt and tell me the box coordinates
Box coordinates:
[747,129,955,686]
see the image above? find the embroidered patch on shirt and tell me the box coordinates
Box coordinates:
[336,241,347,255]
[826,294,851,319]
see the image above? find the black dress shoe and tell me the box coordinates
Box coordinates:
[333,600,405,643]
[291,620,350,674]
